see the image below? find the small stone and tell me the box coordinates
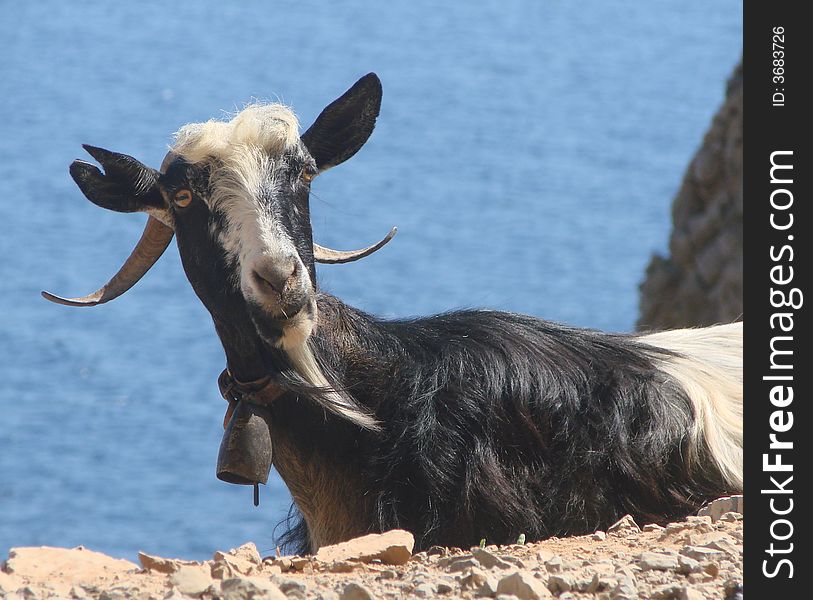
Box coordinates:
[680,546,724,561]
[460,568,488,590]
[169,565,214,597]
[496,571,552,600]
[473,548,512,570]
[413,582,435,597]
[650,583,681,599]
[686,531,733,547]
[316,530,414,566]
[328,561,358,573]
[448,558,481,573]
[686,516,712,527]
[598,575,619,594]
[547,574,573,593]
[221,577,287,600]
[5,546,138,581]
[501,556,527,569]
[607,515,641,535]
[697,495,743,522]
[476,577,500,597]
[138,552,197,574]
[437,553,472,568]
[544,556,563,573]
[275,577,308,597]
[211,544,263,579]
[592,531,607,541]
[99,590,130,600]
[317,593,340,600]
[211,562,230,580]
[639,552,679,571]
[665,522,690,536]
[642,524,664,533]
[436,582,454,594]
[719,512,742,522]
[702,561,720,577]
[704,538,740,558]
[732,530,743,542]
[612,574,637,600]
[229,543,262,565]
[427,546,447,557]
[340,582,376,600]
[290,557,311,571]
[376,569,398,580]
[680,588,705,600]
[261,557,287,571]
[214,557,255,578]
[676,555,701,574]
[578,573,602,594]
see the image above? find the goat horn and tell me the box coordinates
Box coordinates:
[313,227,397,264]
[41,216,174,307]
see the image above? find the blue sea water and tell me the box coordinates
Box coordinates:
[1,1,741,561]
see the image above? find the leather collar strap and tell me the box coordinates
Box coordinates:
[217,369,284,429]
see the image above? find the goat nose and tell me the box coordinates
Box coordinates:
[252,258,297,293]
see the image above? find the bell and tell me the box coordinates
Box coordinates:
[216,399,273,487]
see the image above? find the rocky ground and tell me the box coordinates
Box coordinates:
[1,497,743,600]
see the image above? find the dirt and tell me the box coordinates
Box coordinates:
[1,498,743,600]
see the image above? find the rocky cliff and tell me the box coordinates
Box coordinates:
[638,62,743,331]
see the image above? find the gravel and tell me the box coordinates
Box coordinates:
[1,497,744,600]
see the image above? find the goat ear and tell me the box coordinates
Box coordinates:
[70,145,165,213]
[301,73,382,172]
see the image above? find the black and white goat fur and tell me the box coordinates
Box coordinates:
[45,73,743,554]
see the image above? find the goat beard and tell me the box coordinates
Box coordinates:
[247,303,380,432]
[283,342,380,431]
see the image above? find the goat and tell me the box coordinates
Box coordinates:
[44,73,743,554]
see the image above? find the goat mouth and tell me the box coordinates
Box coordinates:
[243,282,310,317]
[247,298,316,349]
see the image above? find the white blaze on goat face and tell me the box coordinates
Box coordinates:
[165,103,372,420]
[171,105,315,315]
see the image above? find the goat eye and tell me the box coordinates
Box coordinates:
[174,189,193,208]
[300,168,316,183]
